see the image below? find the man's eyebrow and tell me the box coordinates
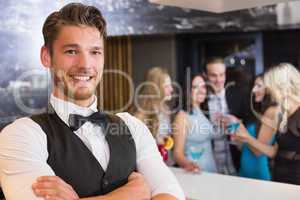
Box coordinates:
[62,44,79,48]
[62,44,103,50]
[92,46,104,50]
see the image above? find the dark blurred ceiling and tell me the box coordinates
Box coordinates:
[1,0,300,37]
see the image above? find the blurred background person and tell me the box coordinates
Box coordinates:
[224,74,277,180]
[173,75,217,173]
[205,57,251,175]
[131,67,175,166]
[232,63,300,185]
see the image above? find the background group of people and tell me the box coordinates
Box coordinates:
[131,58,300,185]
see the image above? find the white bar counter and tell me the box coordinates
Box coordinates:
[170,167,300,200]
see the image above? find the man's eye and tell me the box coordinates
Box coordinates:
[65,50,77,55]
[92,50,102,55]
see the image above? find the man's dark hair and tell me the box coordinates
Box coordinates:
[205,57,225,71]
[42,3,107,55]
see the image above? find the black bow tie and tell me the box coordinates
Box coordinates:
[68,112,107,132]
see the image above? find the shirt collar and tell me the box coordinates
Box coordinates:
[209,89,226,100]
[50,94,98,126]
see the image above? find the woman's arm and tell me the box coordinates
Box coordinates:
[246,135,278,158]
[234,106,279,158]
[173,111,200,172]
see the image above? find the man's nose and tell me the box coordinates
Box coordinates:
[78,52,91,69]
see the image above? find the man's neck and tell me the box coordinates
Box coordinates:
[211,88,224,96]
[52,90,95,108]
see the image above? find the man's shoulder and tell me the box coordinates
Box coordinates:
[115,112,139,124]
[115,112,132,118]
[2,117,35,130]
[114,112,143,129]
[0,116,44,138]
[115,112,153,140]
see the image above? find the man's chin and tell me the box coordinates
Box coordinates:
[66,88,95,101]
[213,86,224,93]
[73,91,94,100]
[54,81,97,103]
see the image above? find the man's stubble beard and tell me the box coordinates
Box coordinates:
[52,69,98,101]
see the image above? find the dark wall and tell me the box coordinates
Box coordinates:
[175,32,262,88]
[130,30,300,93]
[263,30,300,69]
[131,35,177,87]
[175,30,300,85]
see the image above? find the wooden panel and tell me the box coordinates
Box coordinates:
[97,36,132,113]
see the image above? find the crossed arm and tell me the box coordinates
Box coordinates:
[32,172,177,200]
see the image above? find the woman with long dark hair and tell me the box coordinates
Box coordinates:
[173,75,217,172]
[237,74,277,180]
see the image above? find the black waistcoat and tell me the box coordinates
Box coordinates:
[31,111,136,197]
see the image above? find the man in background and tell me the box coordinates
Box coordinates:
[205,57,250,175]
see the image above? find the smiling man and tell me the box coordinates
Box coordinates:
[205,58,251,175]
[0,3,184,200]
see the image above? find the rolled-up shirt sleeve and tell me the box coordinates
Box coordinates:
[117,113,185,200]
[0,118,55,200]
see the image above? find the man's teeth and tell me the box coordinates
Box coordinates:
[72,76,91,81]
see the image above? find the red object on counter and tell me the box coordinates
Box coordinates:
[158,144,168,161]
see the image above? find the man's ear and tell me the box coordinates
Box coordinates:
[40,46,51,68]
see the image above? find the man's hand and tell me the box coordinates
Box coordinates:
[32,176,79,200]
[124,172,151,199]
[100,172,151,200]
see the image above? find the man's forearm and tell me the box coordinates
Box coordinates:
[152,193,178,200]
[81,193,178,200]
[79,187,133,200]
[80,181,150,200]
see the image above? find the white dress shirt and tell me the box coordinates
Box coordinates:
[0,94,185,200]
[208,89,229,117]
[207,89,236,175]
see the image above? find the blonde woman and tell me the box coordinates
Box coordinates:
[132,67,174,165]
[232,63,300,185]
